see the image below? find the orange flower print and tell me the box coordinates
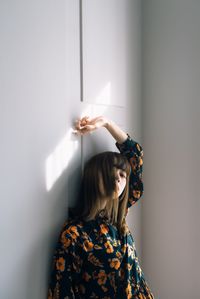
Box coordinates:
[67,226,79,239]
[97,270,107,285]
[56,257,65,272]
[112,239,118,247]
[133,190,141,199]
[138,156,143,166]
[136,143,143,154]
[61,226,79,247]
[129,156,137,171]
[61,232,71,249]
[100,224,109,235]
[138,293,147,299]
[104,241,114,253]
[116,251,122,259]
[109,258,120,270]
[94,244,102,250]
[125,282,132,299]
[88,253,103,267]
[121,244,127,254]
[83,240,94,252]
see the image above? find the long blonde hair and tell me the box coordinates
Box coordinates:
[71,151,131,236]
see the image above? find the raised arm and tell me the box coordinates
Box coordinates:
[74,116,144,210]
[74,116,127,144]
[116,136,144,211]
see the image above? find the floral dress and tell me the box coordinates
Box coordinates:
[47,136,154,299]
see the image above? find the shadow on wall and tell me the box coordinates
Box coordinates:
[45,128,79,192]
[25,233,52,299]
[24,154,82,298]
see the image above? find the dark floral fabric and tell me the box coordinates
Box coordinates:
[47,136,154,299]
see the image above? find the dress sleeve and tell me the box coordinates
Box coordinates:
[116,135,144,211]
[47,223,82,299]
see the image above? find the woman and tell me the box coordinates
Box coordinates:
[47,116,154,299]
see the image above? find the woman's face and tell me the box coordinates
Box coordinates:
[114,168,127,197]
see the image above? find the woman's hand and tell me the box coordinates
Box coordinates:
[74,116,108,135]
[74,115,128,144]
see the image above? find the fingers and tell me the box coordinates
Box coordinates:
[75,116,90,129]
[79,124,95,134]
[80,116,90,126]
[73,116,95,135]
[74,125,95,135]
[73,115,104,135]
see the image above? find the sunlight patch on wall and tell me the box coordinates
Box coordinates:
[94,81,111,105]
[45,82,111,191]
[45,128,78,191]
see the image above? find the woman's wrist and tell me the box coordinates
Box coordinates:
[103,118,128,144]
[100,116,108,128]
[103,118,113,129]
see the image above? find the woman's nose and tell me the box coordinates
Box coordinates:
[116,174,120,182]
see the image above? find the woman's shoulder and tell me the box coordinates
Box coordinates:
[61,217,84,234]
[56,218,85,248]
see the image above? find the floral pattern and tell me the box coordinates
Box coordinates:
[47,136,154,298]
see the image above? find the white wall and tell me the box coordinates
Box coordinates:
[142,0,200,298]
[0,1,142,298]
[0,1,82,298]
